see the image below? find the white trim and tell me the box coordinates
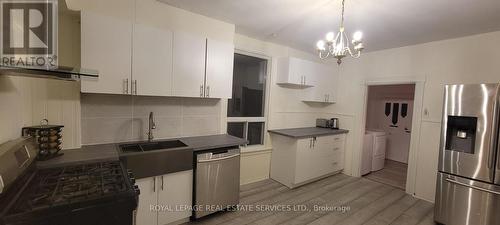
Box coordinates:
[230,49,273,147]
[359,77,426,197]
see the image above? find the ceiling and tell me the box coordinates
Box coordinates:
[159,0,500,53]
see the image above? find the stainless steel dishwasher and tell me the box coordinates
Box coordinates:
[194,148,240,219]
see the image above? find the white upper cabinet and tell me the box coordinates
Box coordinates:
[81,10,133,94]
[80,1,234,98]
[205,38,234,99]
[172,32,207,98]
[303,64,337,103]
[277,57,315,87]
[132,24,173,96]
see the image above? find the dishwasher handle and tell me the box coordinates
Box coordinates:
[197,153,240,163]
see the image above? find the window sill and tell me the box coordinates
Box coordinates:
[240,144,272,154]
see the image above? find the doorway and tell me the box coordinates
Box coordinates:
[361,84,416,190]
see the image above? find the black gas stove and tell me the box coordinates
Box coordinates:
[0,138,139,225]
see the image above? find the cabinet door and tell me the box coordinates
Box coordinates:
[133,24,173,96]
[295,138,315,184]
[205,38,234,98]
[172,32,206,98]
[312,136,335,175]
[157,170,193,225]
[303,63,335,103]
[323,65,338,103]
[277,57,307,86]
[136,177,158,225]
[81,11,133,94]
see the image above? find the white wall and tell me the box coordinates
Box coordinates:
[81,94,222,145]
[0,9,82,149]
[337,31,500,202]
[233,34,361,181]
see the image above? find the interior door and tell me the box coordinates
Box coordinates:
[81,11,133,94]
[205,38,234,98]
[136,177,158,225]
[133,24,173,96]
[383,101,413,163]
[172,32,206,98]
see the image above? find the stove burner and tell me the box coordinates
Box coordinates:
[11,161,130,214]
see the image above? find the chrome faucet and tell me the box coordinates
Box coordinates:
[147,112,156,142]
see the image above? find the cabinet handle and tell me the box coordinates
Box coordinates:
[200,85,204,97]
[161,176,164,190]
[304,76,306,85]
[313,137,316,147]
[327,94,330,102]
[135,80,138,95]
[206,86,210,98]
[333,147,340,151]
[124,79,129,94]
[153,177,156,192]
[309,138,312,148]
[133,80,138,95]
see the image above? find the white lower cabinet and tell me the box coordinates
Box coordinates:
[136,170,193,225]
[271,134,345,188]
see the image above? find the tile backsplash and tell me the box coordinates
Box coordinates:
[81,94,222,145]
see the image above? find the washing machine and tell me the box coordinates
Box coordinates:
[361,131,374,175]
[366,129,387,172]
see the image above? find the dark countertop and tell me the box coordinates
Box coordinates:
[37,134,247,169]
[268,127,349,138]
[37,144,119,169]
[180,134,248,151]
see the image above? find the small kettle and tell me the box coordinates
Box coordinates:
[330,118,339,129]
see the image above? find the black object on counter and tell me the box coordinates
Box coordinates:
[22,119,64,161]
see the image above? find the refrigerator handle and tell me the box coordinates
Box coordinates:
[446,178,500,195]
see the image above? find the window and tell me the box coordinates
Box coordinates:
[227,53,267,145]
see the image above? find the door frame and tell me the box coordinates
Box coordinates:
[359,77,426,196]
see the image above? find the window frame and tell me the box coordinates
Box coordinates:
[227,49,271,150]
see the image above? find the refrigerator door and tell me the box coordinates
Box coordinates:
[439,84,500,183]
[435,172,500,225]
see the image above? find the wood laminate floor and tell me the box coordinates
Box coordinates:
[186,174,435,225]
[364,160,408,190]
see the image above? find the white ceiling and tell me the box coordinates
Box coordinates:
[159,0,500,53]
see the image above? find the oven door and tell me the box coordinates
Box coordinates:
[435,172,500,225]
[439,84,500,183]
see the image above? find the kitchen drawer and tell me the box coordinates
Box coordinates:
[332,135,345,143]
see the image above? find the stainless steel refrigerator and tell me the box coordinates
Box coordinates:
[435,83,500,225]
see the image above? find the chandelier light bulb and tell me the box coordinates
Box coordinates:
[316,40,326,51]
[325,32,335,42]
[353,31,363,41]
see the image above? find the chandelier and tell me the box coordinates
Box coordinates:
[316,0,364,65]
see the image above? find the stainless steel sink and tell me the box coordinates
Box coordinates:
[118,140,193,179]
[119,140,188,153]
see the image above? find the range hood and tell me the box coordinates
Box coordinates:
[0,65,98,81]
[0,0,98,81]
